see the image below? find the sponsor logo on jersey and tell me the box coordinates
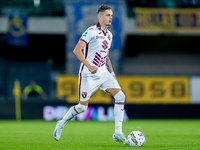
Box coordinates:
[102,40,108,50]
[100,50,107,53]
[96,35,105,39]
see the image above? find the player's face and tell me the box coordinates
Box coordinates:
[101,9,113,26]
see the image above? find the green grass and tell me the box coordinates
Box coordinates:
[0,120,200,150]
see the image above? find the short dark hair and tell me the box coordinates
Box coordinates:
[97,5,111,14]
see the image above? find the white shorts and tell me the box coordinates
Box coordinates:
[78,71,121,101]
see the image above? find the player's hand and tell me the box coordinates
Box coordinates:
[88,66,98,74]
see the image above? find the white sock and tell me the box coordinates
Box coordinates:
[114,103,124,134]
[114,91,125,135]
[59,104,88,127]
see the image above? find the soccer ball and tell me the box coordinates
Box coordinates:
[127,131,145,147]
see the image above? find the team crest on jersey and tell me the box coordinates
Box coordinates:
[108,34,111,41]
[82,92,87,98]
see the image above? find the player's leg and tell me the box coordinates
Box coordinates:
[100,72,129,145]
[53,75,100,141]
[59,100,89,126]
[106,88,129,145]
[53,101,88,141]
[106,88,124,134]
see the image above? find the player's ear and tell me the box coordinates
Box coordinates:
[98,14,101,20]
[98,12,103,20]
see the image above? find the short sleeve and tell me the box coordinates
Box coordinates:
[80,27,94,44]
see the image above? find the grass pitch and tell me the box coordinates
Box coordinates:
[0,119,200,150]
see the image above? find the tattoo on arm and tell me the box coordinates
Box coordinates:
[106,56,114,73]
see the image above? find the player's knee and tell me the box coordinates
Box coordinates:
[114,91,125,103]
[75,103,88,114]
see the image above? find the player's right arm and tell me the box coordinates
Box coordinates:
[73,40,98,74]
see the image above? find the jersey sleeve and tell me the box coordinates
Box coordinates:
[80,27,94,44]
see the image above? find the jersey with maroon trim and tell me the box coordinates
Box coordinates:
[79,22,112,76]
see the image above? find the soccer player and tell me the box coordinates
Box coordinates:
[53,4,129,145]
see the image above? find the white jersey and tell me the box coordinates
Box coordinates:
[79,22,113,76]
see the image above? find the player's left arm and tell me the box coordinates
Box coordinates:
[106,51,116,79]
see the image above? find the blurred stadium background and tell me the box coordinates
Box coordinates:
[0,0,200,121]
